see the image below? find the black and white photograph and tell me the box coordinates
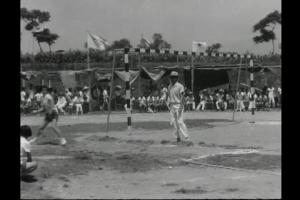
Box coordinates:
[20,0,281,198]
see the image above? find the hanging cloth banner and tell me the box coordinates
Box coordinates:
[20,71,40,80]
[140,66,167,82]
[94,70,112,82]
[114,70,140,85]
[58,71,78,88]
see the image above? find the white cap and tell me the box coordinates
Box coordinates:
[170,71,179,77]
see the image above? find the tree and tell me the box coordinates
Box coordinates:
[33,28,59,52]
[20,7,59,52]
[109,38,132,49]
[150,33,171,49]
[206,43,222,53]
[253,10,281,55]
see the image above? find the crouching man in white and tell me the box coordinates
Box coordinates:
[21,125,38,177]
[167,71,189,142]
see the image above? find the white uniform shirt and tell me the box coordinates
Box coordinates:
[56,96,67,107]
[21,91,26,102]
[278,87,281,95]
[168,82,185,104]
[35,93,43,102]
[268,87,275,98]
[20,136,30,165]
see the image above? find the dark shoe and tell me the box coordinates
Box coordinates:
[177,137,181,142]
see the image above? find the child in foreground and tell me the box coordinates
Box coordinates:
[21,125,38,177]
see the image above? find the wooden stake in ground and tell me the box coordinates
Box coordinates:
[232,57,243,121]
[106,50,116,136]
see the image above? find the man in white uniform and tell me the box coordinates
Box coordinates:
[167,71,189,142]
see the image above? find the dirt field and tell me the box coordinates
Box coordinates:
[20,111,281,199]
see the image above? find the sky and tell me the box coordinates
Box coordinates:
[20,0,281,55]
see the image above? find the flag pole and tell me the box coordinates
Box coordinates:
[138,53,141,97]
[232,57,243,121]
[86,32,92,112]
[106,50,116,136]
[191,54,195,95]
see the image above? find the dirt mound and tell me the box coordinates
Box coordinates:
[198,141,262,150]
[173,186,208,194]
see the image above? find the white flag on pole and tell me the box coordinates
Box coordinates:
[192,41,207,52]
[87,33,109,50]
[141,36,152,48]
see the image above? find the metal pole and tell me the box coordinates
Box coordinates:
[124,48,132,132]
[191,54,194,94]
[232,57,243,121]
[106,50,116,136]
[87,45,92,112]
[138,54,141,97]
[249,59,255,123]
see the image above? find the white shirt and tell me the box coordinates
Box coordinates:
[103,89,108,98]
[56,96,67,107]
[79,91,83,97]
[168,82,185,104]
[21,136,30,165]
[35,93,43,102]
[268,87,275,98]
[21,91,26,101]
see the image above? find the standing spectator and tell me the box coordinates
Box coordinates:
[236,90,245,112]
[243,89,251,111]
[196,91,206,111]
[277,86,281,107]
[102,86,109,111]
[21,87,26,103]
[82,86,90,113]
[216,91,227,111]
[73,93,83,115]
[227,92,235,110]
[56,93,67,115]
[50,88,58,105]
[34,88,43,108]
[267,86,275,108]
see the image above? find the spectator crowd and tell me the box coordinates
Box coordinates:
[20,83,281,115]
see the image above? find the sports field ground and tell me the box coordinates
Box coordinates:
[20,111,281,199]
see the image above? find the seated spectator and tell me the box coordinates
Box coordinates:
[56,93,67,115]
[185,93,195,111]
[138,96,147,112]
[21,125,38,177]
[146,96,154,113]
[262,94,269,110]
[226,93,235,110]
[216,92,227,111]
[159,96,167,111]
